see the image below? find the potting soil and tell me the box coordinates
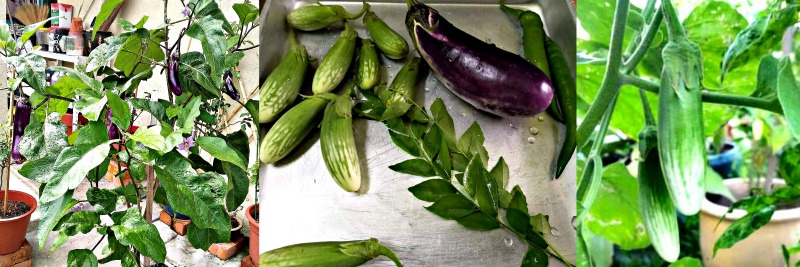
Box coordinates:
[0,200,31,219]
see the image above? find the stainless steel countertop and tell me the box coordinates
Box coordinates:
[259,0,576,265]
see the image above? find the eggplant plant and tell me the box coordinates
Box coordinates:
[0,0,260,265]
[577,0,800,265]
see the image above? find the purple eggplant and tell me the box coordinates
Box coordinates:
[223,71,240,100]
[105,108,120,140]
[12,96,31,164]
[405,0,553,117]
[168,49,183,96]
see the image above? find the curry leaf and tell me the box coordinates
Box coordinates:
[389,159,436,177]
[408,179,458,202]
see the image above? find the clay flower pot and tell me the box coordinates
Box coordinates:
[700,178,800,266]
[246,204,259,263]
[0,190,37,255]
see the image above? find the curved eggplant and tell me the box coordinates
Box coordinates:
[405,0,553,117]
[168,49,183,96]
[12,96,31,164]
[106,107,121,141]
[223,71,240,100]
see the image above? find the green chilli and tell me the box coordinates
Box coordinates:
[259,30,308,123]
[313,23,358,94]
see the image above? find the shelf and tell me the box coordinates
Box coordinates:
[33,50,88,64]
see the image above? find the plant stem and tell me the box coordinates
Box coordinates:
[576,0,629,149]
[91,233,107,252]
[661,0,685,41]
[621,75,784,114]
[622,8,662,73]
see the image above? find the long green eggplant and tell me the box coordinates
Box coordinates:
[658,0,706,215]
[260,238,403,267]
[357,39,380,90]
[321,88,361,192]
[313,23,359,94]
[259,96,331,164]
[364,10,409,59]
[260,30,309,123]
[638,126,680,262]
[287,1,369,31]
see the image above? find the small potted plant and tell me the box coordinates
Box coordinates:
[0,122,37,255]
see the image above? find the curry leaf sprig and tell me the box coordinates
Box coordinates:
[354,90,573,267]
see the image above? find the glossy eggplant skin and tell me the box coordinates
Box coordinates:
[406,1,553,117]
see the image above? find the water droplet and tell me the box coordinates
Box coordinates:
[460,113,466,117]
[503,237,513,246]
[527,137,535,144]
[425,88,430,92]
[550,227,560,236]
[537,116,545,122]
[572,216,577,229]
[529,127,539,135]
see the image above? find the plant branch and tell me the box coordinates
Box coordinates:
[576,0,629,149]
[622,8,662,73]
[91,233,108,252]
[621,75,784,114]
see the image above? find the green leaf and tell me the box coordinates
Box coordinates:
[380,101,413,121]
[713,205,776,255]
[197,136,248,170]
[507,208,532,237]
[189,0,231,31]
[508,186,529,215]
[37,190,78,249]
[721,5,798,78]
[184,173,231,246]
[18,156,57,183]
[777,58,800,140]
[430,99,456,148]
[93,0,126,39]
[422,124,443,159]
[178,52,220,98]
[74,87,108,121]
[458,122,485,158]
[186,16,227,84]
[490,157,510,189]
[67,249,98,267]
[408,179,458,202]
[462,154,498,216]
[76,121,110,147]
[232,3,259,25]
[455,212,500,230]
[126,127,167,153]
[87,36,126,72]
[780,143,800,186]
[425,194,476,220]
[222,160,249,211]
[129,98,171,124]
[684,0,748,87]
[521,246,548,267]
[107,91,131,130]
[49,66,102,91]
[751,55,780,101]
[19,113,69,162]
[177,97,201,133]
[530,213,551,234]
[389,159,436,177]
[706,166,735,201]
[115,29,165,76]
[18,19,53,50]
[433,137,451,179]
[586,163,650,250]
[669,257,703,267]
[99,232,138,266]
[187,223,227,251]
[111,208,167,262]
[6,53,47,92]
[55,211,100,235]
[41,140,115,203]
[384,118,422,157]
[86,188,121,215]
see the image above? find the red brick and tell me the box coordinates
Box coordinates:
[208,233,246,260]
[158,210,190,235]
[0,240,31,267]
[241,253,257,267]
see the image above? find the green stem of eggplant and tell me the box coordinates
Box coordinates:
[661,0,685,41]
[498,1,524,19]
[622,7,662,73]
[621,74,785,114]
[638,88,656,127]
[576,0,628,149]
[374,244,404,267]
[343,0,369,19]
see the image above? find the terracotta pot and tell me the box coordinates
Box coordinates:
[700,178,800,266]
[246,204,259,263]
[0,190,37,255]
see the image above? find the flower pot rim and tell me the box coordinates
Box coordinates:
[246,204,258,226]
[702,178,800,222]
[0,190,38,223]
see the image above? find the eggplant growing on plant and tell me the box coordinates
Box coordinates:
[405,0,553,117]
[168,49,183,96]
[223,71,240,100]
[105,108,121,141]
[11,96,30,164]
[287,0,369,31]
